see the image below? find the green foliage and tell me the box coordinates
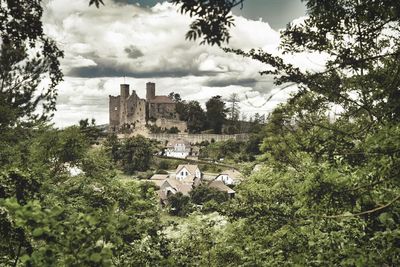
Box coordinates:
[0,127,166,266]
[104,135,154,174]
[103,133,120,162]
[120,136,154,174]
[79,118,104,145]
[206,95,228,134]
[4,0,400,265]
[167,193,193,217]
[199,138,259,162]
[190,185,228,205]
[166,126,180,134]
[158,160,170,170]
[184,101,207,133]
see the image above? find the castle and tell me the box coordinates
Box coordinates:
[109,82,186,133]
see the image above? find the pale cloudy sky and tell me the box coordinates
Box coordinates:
[43,0,309,127]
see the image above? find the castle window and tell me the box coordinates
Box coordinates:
[114,107,118,111]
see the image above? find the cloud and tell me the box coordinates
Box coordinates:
[42,0,317,127]
[124,45,144,59]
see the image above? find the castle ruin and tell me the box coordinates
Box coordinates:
[109,82,185,133]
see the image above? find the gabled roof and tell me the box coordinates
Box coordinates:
[208,180,235,194]
[149,96,175,104]
[217,169,243,181]
[165,178,192,195]
[176,164,200,176]
[151,179,167,188]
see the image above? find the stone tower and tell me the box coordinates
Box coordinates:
[119,84,130,125]
[146,82,156,101]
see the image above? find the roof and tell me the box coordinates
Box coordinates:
[149,96,175,104]
[208,181,235,194]
[165,178,192,195]
[150,175,193,196]
[150,179,167,188]
[150,174,169,180]
[166,138,191,148]
[218,169,243,181]
[176,164,199,176]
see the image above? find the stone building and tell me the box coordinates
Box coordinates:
[109,82,182,132]
[146,82,177,121]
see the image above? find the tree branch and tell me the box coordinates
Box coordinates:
[323,195,400,219]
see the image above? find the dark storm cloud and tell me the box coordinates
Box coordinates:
[67,65,220,78]
[124,45,144,59]
[204,77,258,88]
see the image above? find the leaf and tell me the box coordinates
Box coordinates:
[90,253,102,262]
[32,228,44,237]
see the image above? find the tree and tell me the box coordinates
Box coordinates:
[206,96,227,134]
[120,135,153,174]
[190,185,228,205]
[168,92,182,103]
[79,118,103,145]
[227,93,240,122]
[216,1,400,265]
[186,101,207,133]
[0,0,63,168]
[167,193,193,217]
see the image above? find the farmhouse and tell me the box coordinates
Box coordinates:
[164,138,191,158]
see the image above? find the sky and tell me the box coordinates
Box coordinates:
[42,0,310,127]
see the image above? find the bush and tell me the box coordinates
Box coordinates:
[166,127,180,134]
[190,185,228,205]
[168,193,193,217]
[137,170,154,180]
[158,160,170,170]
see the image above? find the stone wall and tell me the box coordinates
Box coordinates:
[155,118,187,132]
[126,92,146,125]
[148,102,177,120]
[147,133,250,144]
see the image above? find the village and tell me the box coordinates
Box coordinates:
[106,82,262,207]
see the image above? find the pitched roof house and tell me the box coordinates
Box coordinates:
[208,180,236,198]
[149,164,203,205]
[215,169,243,185]
[175,164,202,185]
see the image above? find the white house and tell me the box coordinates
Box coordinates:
[175,164,202,185]
[215,169,243,185]
[165,138,191,158]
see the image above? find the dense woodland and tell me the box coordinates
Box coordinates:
[1,0,400,266]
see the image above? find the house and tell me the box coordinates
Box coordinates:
[215,169,243,185]
[208,180,236,198]
[149,164,202,205]
[175,164,202,185]
[165,138,191,158]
